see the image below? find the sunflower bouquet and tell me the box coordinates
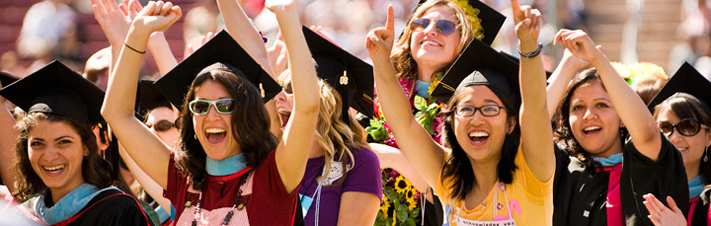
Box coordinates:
[367,79,444,226]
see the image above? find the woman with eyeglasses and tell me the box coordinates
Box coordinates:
[367,0,505,224]
[366,0,555,224]
[100,0,319,225]
[549,29,688,226]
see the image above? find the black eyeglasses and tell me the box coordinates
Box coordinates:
[188,98,235,115]
[146,119,178,132]
[658,118,710,137]
[410,18,457,35]
[452,105,506,117]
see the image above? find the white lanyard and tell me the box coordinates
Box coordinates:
[450,182,516,226]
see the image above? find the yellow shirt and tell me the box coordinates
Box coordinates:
[435,146,553,226]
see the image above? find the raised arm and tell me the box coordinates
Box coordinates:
[555,29,662,160]
[511,0,554,182]
[217,0,275,78]
[546,47,592,118]
[0,82,18,194]
[266,0,320,194]
[99,1,182,189]
[365,5,444,186]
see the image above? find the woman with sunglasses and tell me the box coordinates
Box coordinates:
[368,0,504,224]
[367,0,555,224]
[636,63,711,226]
[550,29,688,226]
[101,0,319,225]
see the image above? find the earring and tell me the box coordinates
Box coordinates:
[705,146,709,162]
[194,134,197,140]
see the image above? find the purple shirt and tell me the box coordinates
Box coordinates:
[299,148,383,225]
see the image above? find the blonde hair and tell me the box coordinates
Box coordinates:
[391,0,473,82]
[278,70,369,185]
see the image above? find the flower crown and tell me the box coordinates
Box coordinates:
[451,0,485,41]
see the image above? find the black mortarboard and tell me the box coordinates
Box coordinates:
[0,71,19,87]
[138,80,172,113]
[647,62,711,112]
[409,0,505,45]
[154,30,281,109]
[0,60,105,125]
[303,27,375,120]
[430,38,520,107]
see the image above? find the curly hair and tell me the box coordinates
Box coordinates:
[440,84,520,201]
[12,112,113,201]
[175,69,277,190]
[653,93,711,183]
[391,0,473,82]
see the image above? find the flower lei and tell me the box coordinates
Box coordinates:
[611,61,668,85]
[367,75,445,226]
[452,0,485,41]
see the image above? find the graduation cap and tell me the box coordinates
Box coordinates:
[138,80,172,114]
[0,71,19,87]
[647,62,711,112]
[430,38,520,107]
[0,60,105,126]
[154,30,281,109]
[407,0,506,45]
[302,27,375,120]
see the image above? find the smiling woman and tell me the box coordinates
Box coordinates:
[0,61,152,226]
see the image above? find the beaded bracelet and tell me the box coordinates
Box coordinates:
[518,43,542,59]
[124,42,146,54]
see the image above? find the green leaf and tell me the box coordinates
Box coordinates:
[397,205,408,223]
[414,95,427,111]
[370,118,382,127]
[405,218,416,226]
[409,208,420,219]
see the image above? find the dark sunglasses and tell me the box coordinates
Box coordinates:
[658,118,710,137]
[146,119,178,132]
[188,98,235,115]
[282,83,293,95]
[410,18,457,35]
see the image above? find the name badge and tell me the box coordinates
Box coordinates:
[452,215,516,226]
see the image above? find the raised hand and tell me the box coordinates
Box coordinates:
[131,1,182,34]
[185,31,215,56]
[267,29,288,77]
[510,0,541,48]
[365,4,395,64]
[92,0,134,46]
[643,194,686,226]
[554,29,602,63]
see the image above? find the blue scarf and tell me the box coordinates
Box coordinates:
[414,80,431,98]
[34,184,119,224]
[689,176,704,199]
[205,153,247,176]
[594,153,623,167]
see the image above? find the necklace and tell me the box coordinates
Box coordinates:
[192,171,250,226]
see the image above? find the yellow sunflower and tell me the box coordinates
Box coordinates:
[380,195,391,219]
[406,188,418,211]
[394,175,413,194]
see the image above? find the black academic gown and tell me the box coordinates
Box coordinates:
[19,188,154,226]
[690,187,711,226]
[553,133,689,226]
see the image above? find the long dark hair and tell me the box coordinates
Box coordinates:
[653,93,711,183]
[175,69,277,190]
[13,112,113,201]
[440,85,520,201]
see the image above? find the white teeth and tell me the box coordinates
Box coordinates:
[468,131,490,138]
[206,128,226,134]
[583,126,601,132]
[423,41,439,46]
[277,109,291,115]
[44,165,65,171]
